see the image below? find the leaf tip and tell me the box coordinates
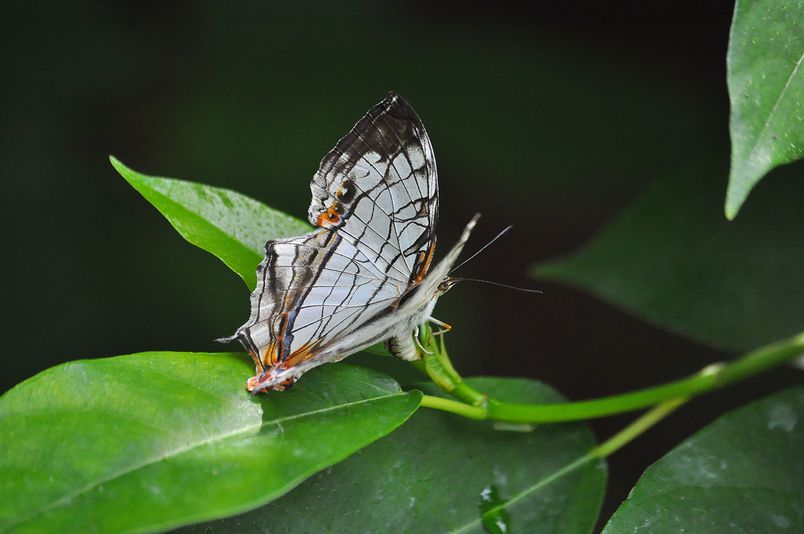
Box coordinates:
[724,205,738,221]
[109,155,134,180]
[109,156,151,193]
[529,261,562,280]
[724,185,744,221]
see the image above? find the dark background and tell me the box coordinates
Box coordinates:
[2,1,799,528]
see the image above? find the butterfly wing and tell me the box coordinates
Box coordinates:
[308,91,439,286]
[234,229,403,391]
[232,92,440,392]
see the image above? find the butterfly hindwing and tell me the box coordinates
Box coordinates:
[236,229,401,386]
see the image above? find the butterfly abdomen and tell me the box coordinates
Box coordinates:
[386,334,418,361]
[384,295,439,361]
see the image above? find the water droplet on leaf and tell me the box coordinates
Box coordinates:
[479,484,511,534]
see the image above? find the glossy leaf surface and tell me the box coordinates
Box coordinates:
[603,387,804,532]
[111,156,310,289]
[0,352,420,532]
[726,0,804,218]
[187,377,606,533]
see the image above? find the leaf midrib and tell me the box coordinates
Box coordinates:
[739,51,804,172]
[449,453,596,534]
[137,182,262,270]
[6,391,406,531]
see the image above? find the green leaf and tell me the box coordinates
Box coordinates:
[603,387,804,533]
[110,156,310,289]
[533,166,804,352]
[0,352,421,533]
[185,378,606,533]
[725,0,804,219]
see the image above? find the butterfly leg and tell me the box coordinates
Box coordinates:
[428,316,453,336]
[413,325,434,355]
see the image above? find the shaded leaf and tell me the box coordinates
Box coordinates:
[186,377,606,533]
[726,0,804,218]
[0,352,420,533]
[533,165,804,352]
[111,156,310,289]
[603,387,804,533]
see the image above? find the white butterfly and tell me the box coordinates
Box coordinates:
[226,92,477,393]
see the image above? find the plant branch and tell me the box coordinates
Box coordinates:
[420,395,486,420]
[591,396,688,457]
[418,330,804,423]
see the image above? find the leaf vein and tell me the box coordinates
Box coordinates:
[742,50,804,171]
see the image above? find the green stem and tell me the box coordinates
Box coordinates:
[420,324,488,405]
[420,331,804,423]
[420,395,486,420]
[591,396,687,457]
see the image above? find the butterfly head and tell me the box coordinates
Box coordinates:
[437,276,461,296]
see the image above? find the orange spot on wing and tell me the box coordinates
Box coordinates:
[315,204,342,227]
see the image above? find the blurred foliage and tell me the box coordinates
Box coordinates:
[534,162,804,352]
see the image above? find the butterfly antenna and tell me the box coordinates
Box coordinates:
[454,277,543,294]
[449,225,513,274]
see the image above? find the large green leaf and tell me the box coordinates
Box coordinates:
[0,352,421,533]
[186,377,606,533]
[533,165,804,352]
[110,156,310,289]
[603,387,804,532]
[725,0,804,219]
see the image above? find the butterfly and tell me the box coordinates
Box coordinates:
[224,92,478,393]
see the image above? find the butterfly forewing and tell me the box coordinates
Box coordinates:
[309,92,439,284]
